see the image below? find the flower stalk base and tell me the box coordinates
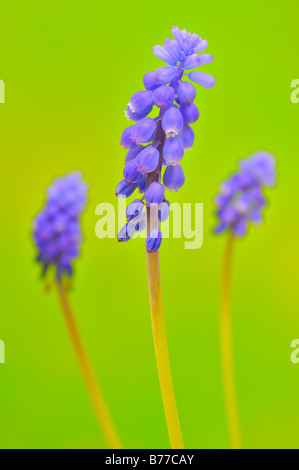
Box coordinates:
[57,282,122,449]
[220,234,242,449]
[146,251,184,449]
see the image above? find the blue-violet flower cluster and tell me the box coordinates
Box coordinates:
[116,26,216,252]
[214,151,276,237]
[33,171,88,280]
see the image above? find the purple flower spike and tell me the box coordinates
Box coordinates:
[214,151,277,237]
[144,182,165,205]
[131,117,156,144]
[136,146,159,175]
[33,172,88,280]
[145,229,163,253]
[162,107,184,137]
[163,164,185,191]
[117,27,215,247]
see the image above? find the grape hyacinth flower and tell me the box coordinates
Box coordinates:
[33,172,122,449]
[115,27,215,449]
[214,151,276,449]
[214,151,276,237]
[33,171,88,280]
[116,26,215,252]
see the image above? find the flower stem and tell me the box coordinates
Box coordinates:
[57,282,122,449]
[220,233,242,449]
[146,251,184,449]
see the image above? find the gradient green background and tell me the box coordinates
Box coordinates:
[0,0,298,449]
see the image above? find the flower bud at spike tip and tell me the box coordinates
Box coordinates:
[163,136,184,166]
[144,182,165,205]
[136,146,159,175]
[163,164,185,191]
[162,107,184,137]
[116,180,137,198]
[131,118,156,144]
[179,124,195,150]
[153,45,177,66]
[128,90,153,114]
[193,39,208,53]
[180,102,199,124]
[164,38,181,63]
[177,82,196,103]
[153,85,175,109]
[198,53,214,65]
[182,53,214,70]
[188,71,216,89]
[123,159,142,183]
[145,229,162,253]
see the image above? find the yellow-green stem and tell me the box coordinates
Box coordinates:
[146,251,184,449]
[220,234,242,449]
[57,282,122,449]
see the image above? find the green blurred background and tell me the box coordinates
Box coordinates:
[0,0,299,449]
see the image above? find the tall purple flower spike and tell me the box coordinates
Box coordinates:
[33,171,88,280]
[116,27,216,252]
[214,151,277,237]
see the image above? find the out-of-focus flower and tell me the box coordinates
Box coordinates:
[214,151,276,237]
[33,172,88,280]
[116,27,215,252]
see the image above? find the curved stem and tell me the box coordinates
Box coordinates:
[57,282,122,449]
[220,234,242,449]
[146,251,184,449]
